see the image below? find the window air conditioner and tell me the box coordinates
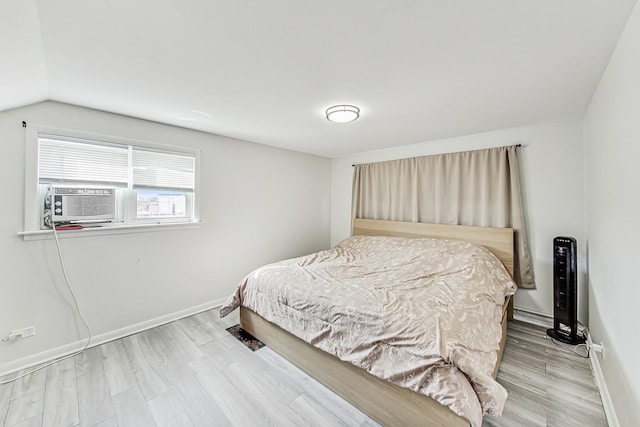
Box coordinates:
[50,186,116,223]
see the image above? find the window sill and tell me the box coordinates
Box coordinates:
[18,221,202,241]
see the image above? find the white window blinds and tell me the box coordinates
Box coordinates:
[39,137,130,186]
[39,136,196,192]
[132,148,195,191]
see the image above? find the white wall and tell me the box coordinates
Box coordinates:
[583,2,640,425]
[331,118,586,319]
[0,101,331,373]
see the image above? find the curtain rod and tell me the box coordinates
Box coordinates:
[352,144,522,167]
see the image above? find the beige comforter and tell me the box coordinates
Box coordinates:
[220,235,517,426]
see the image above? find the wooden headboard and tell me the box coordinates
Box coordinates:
[353,218,515,277]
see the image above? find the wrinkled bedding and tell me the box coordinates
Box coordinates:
[221,235,517,426]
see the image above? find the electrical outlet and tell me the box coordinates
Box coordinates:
[592,342,605,359]
[588,334,605,359]
[8,326,36,340]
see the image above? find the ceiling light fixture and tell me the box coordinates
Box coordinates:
[326,105,360,123]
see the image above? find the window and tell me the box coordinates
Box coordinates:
[136,189,187,219]
[25,128,199,232]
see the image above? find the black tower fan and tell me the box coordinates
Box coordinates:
[547,237,585,344]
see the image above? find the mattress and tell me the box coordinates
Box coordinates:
[221,235,517,426]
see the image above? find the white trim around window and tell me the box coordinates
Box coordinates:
[22,124,201,238]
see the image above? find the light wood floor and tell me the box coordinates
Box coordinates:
[0,310,608,427]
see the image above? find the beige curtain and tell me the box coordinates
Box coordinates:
[352,145,535,288]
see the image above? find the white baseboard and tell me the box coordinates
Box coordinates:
[514,308,618,427]
[513,308,553,328]
[0,297,227,378]
[587,333,618,427]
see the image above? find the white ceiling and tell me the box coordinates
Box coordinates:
[1,0,637,157]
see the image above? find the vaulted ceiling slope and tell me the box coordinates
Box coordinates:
[1,0,637,157]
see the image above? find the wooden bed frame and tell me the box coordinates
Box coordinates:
[240,218,515,426]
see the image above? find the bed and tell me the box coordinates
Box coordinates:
[222,218,516,427]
